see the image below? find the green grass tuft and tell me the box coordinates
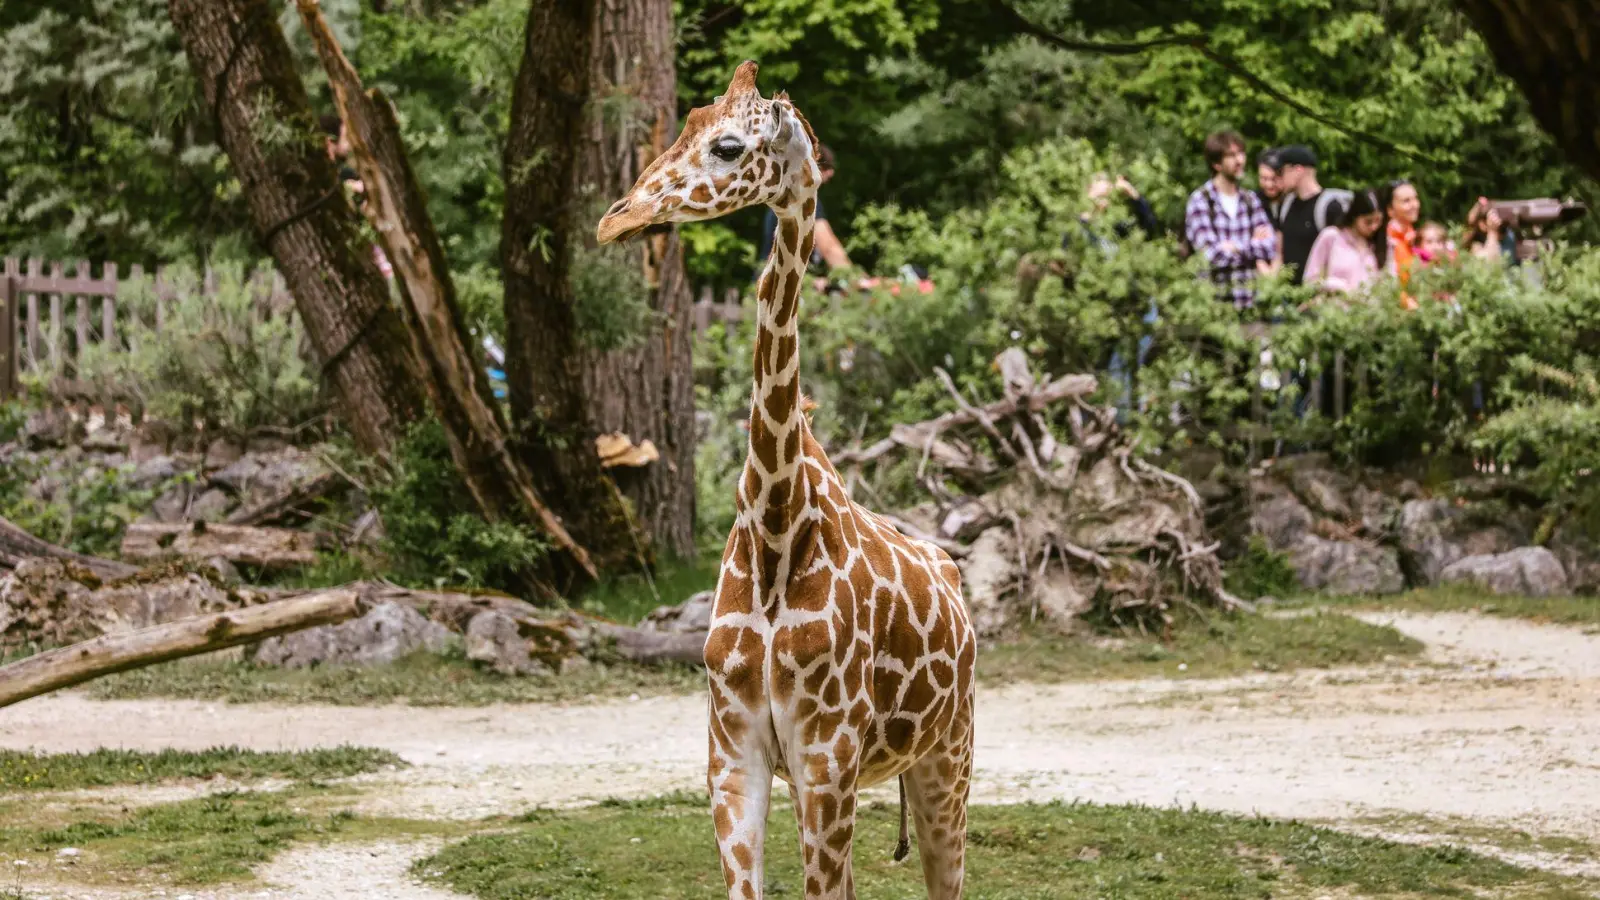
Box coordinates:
[1306,586,1600,628]
[417,795,1594,899]
[0,746,403,793]
[981,609,1422,684]
[88,647,703,707]
[576,555,722,626]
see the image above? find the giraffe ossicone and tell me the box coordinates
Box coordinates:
[598,60,977,900]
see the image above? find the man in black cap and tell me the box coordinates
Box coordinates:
[1272,145,1351,284]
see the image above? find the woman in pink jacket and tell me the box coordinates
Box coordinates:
[1303,188,1392,295]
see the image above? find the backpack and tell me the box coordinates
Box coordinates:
[1276,188,1353,232]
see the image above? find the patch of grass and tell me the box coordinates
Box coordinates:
[577,555,721,626]
[1345,812,1599,860]
[416,793,1593,899]
[0,787,459,887]
[0,746,403,793]
[87,647,703,707]
[1304,586,1600,628]
[982,609,1423,684]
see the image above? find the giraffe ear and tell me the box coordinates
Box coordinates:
[770,100,795,152]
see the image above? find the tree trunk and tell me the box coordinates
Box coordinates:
[501,0,637,579]
[292,0,596,586]
[576,0,698,558]
[166,0,427,456]
[1454,0,1600,183]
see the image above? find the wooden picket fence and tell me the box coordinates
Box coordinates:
[0,258,291,406]
[691,284,745,333]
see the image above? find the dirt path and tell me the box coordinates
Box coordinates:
[4,609,1598,898]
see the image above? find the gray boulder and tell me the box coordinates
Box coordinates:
[1397,499,1523,586]
[188,488,237,522]
[130,455,180,490]
[464,610,553,676]
[253,601,455,668]
[1439,547,1569,597]
[640,590,713,633]
[956,526,1021,636]
[1249,489,1314,551]
[1286,535,1406,595]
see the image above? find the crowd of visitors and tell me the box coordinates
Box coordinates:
[1183,130,1522,309]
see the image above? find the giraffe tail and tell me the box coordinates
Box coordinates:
[893,774,911,862]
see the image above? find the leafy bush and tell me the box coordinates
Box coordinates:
[367,420,547,590]
[72,262,324,440]
[0,454,154,558]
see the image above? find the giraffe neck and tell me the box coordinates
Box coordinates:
[744,197,816,543]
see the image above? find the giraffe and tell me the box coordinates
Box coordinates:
[597,61,977,900]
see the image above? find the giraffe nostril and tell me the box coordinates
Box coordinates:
[605,198,629,217]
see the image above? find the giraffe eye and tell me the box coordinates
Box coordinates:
[710,138,744,162]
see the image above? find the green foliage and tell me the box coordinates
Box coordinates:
[0,0,245,260]
[0,746,402,793]
[1224,536,1300,600]
[570,241,654,352]
[72,262,323,439]
[0,453,152,558]
[367,420,546,591]
[1473,355,1600,534]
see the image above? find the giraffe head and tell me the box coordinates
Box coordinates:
[596,61,820,245]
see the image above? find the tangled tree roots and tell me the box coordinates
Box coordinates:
[834,348,1244,636]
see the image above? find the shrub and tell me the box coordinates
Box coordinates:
[366,420,547,591]
[72,262,324,440]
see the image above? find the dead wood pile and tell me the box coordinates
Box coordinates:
[833,348,1243,636]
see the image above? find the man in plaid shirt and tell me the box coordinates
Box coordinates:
[1185,130,1278,309]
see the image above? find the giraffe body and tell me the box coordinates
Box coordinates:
[598,61,976,900]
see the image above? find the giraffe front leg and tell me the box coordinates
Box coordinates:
[709,705,773,900]
[901,699,974,900]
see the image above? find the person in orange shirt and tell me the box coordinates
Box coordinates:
[1382,179,1422,308]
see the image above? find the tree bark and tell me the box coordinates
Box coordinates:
[501,0,637,579]
[576,0,698,558]
[1454,0,1600,184]
[166,0,427,456]
[292,0,596,585]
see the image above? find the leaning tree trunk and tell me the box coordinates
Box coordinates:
[1455,0,1600,185]
[501,0,637,578]
[575,0,697,558]
[166,0,427,456]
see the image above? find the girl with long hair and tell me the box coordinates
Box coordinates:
[1303,187,1390,295]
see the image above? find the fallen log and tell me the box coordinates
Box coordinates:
[594,622,707,666]
[0,516,137,581]
[225,472,344,527]
[120,522,323,570]
[0,586,369,709]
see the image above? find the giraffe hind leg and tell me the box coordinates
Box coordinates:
[902,700,974,900]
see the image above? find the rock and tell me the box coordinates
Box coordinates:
[1289,466,1353,521]
[1396,499,1468,586]
[203,437,245,470]
[82,429,128,454]
[464,610,553,676]
[201,556,241,586]
[1440,547,1569,597]
[1286,535,1406,595]
[22,408,71,449]
[1249,488,1314,551]
[956,526,1020,636]
[639,590,713,633]
[188,489,237,522]
[130,455,180,490]
[253,602,455,668]
[1352,485,1399,537]
[1396,499,1522,587]
[246,434,291,454]
[210,456,264,494]
[0,560,237,648]
[147,483,193,524]
[252,450,331,499]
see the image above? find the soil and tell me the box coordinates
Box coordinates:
[3,609,1597,899]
